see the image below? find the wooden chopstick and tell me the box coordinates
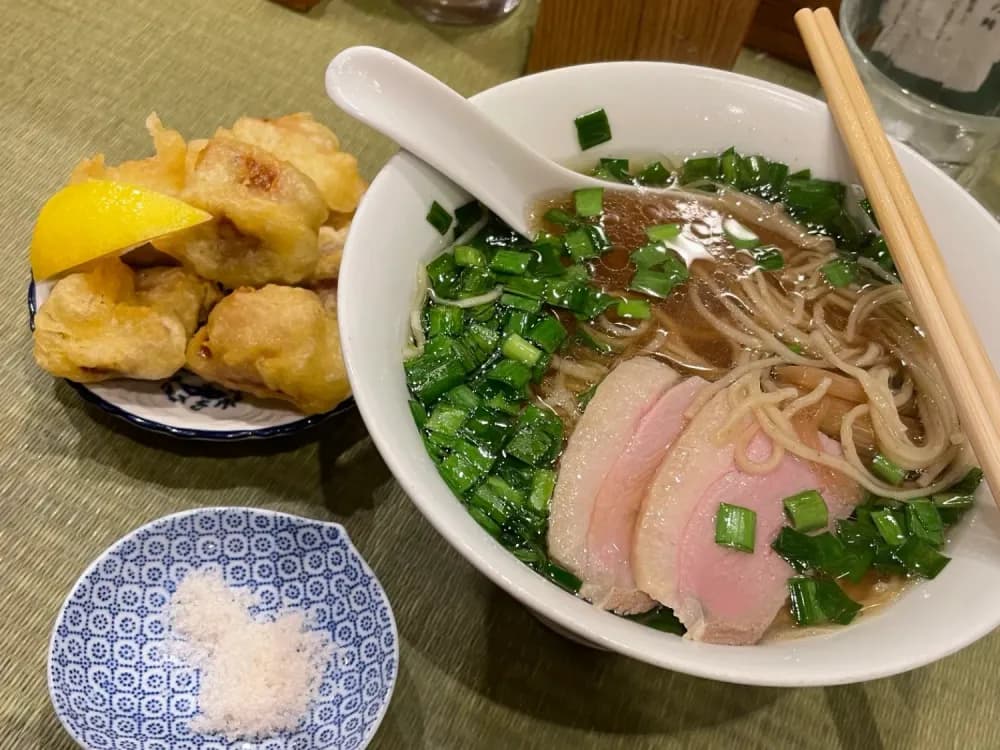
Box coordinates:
[794,7,1000,501]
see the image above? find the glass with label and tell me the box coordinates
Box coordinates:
[840,0,1000,192]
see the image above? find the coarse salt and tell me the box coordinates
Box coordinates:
[169,569,334,740]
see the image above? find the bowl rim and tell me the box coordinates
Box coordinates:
[340,59,1000,687]
[27,280,352,441]
[47,506,399,749]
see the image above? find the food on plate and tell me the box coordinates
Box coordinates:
[402,137,980,644]
[169,569,334,740]
[70,113,188,196]
[29,180,212,280]
[186,285,350,415]
[155,137,329,287]
[31,112,363,416]
[33,257,219,382]
[219,113,366,214]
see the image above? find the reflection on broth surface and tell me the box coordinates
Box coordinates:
[404,147,979,644]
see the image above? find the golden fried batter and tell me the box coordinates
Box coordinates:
[70,113,187,196]
[33,258,219,383]
[220,113,366,213]
[309,221,350,282]
[155,137,328,287]
[185,285,350,414]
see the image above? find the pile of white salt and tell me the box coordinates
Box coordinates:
[169,569,334,740]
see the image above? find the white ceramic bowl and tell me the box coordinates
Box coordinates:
[338,61,1000,686]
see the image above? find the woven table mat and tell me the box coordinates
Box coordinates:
[1,2,996,748]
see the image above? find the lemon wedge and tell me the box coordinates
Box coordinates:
[30,181,212,280]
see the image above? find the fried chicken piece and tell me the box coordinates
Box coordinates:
[70,113,187,196]
[155,137,328,287]
[310,221,350,282]
[219,113,366,213]
[186,285,350,414]
[33,258,219,383]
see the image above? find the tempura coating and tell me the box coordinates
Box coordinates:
[219,113,366,213]
[33,258,219,383]
[155,137,329,287]
[70,113,187,196]
[185,285,350,415]
[310,221,350,282]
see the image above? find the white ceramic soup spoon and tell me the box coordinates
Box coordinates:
[325,45,616,238]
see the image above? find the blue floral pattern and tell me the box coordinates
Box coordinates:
[161,372,243,412]
[48,508,398,750]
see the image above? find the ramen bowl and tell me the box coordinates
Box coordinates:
[337,61,1000,686]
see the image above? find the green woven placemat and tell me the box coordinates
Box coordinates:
[1,2,996,748]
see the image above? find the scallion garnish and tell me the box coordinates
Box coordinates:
[596,157,630,182]
[821,258,856,288]
[645,223,681,242]
[574,108,612,151]
[680,155,721,184]
[484,358,533,390]
[753,246,784,270]
[871,453,905,485]
[574,187,604,218]
[454,244,486,268]
[529,469,557,513]
[426,200,453,235]
[500,292,542,313]
[637,160,671,186]
[489,249,533,275]
[561,228,594,262]
[714,503,756,553]
[615,299,651,319]
[782,490,828,533]
[788,577,861,626]
[906,500,944,547]
[544,207,575,226]
[722,218,760,249]
[893,537,950,579]
[501,333,543,366]
[527,315,568,353]
[871,508,907,547]
[629,268,680,298]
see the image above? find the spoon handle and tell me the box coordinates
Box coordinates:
[326,46,582,236]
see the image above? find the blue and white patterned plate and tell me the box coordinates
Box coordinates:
[48,508,398,750]
[28,280,353,441]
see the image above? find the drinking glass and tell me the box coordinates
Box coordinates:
[839,0,1000,192]
[398,0,520,25]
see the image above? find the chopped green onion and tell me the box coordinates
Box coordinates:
[438,452,481,495]
[645,223,681,242]
[681,155,721,184]
[426,252,460,297]
[544,207,575,225]
[629,268,680,298]
[502,276,547,299]
[490,249,533,275]
[484,359,533,390]
[821,257,857,288]
[786,341,804,355]
[454,244,486,268]
[814,578,862,624]
[527,315,568,353]
[932,491,975,510]
[467,506,501,537]
[406,356,466,403]
[529,469,557,512]
[503,309,534,337]
[501,333,543,366]
[951,467,984,495]
[574,108,612,151]
[408,400,427,429]
[596,157,630,182]
[788,577,824,625]
[615,299,651,319]
[425,305,465,337]
[630,243,668,269]
[453,200,482,236]
[586,224,611,253]
[501,292,542,313]
[782,490,829,533]
[871,508,907,547]
[789,168,811,180]
[577,382,599,409]
[872,453,905,485]
[714,503,756,553]
[637,160,671,186]
[563,227,597,261]
[505,428,554,467]
[542,278,589,312]
[753,246,784,270]
[573,187,604,218]
[624,606,685,635]
[543,561,582,593]
[722,218,760,249]
[906,500,944,547]
[426,201,453,235]
[445,383,480,410]
[893,537,950,579]
[426,403,468,435]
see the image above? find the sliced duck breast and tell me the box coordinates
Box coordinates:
[633,388,860,644]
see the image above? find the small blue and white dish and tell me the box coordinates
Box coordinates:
[48,508,398,750]
[28,280,353,441]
